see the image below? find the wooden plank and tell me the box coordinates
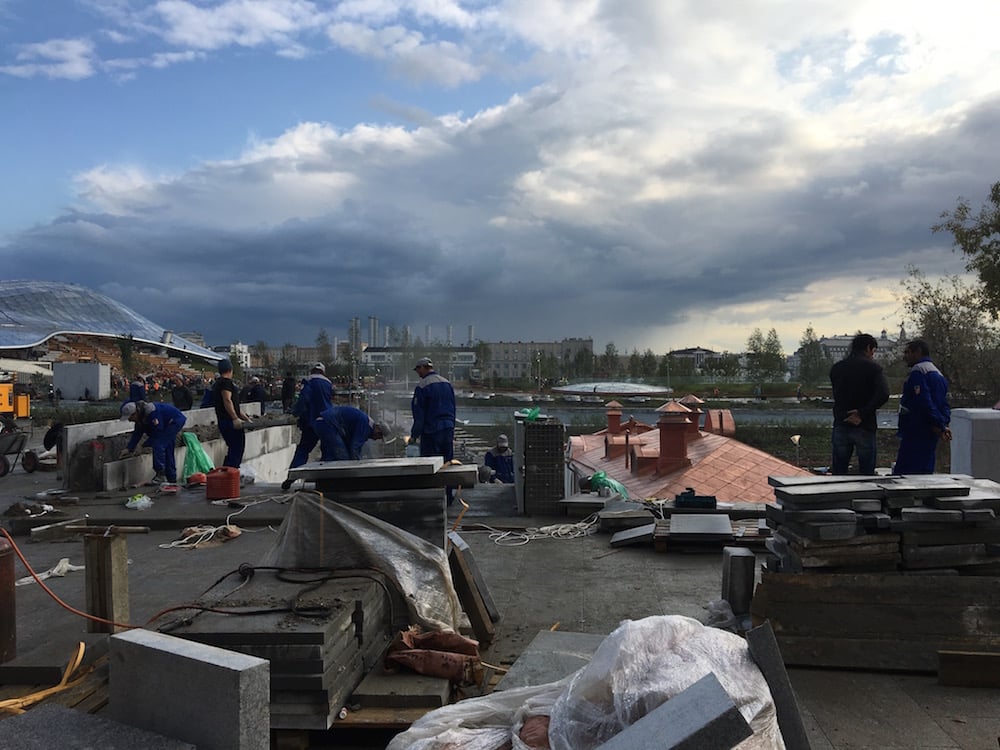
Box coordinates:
[83,535,129,634]
[937,650,1000,687]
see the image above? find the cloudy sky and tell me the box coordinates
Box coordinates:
[2,0,999,356]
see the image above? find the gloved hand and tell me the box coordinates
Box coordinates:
[118,448,131,460]
[232,418,244,430]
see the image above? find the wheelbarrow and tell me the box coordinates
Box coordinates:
[0,429,28,477]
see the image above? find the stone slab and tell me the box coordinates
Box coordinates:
[448,531,501,623]
[746,620,812,750]
[313,463,478,492]
[595,672,753,750]
[109,628,270,750]
[350,667,451,708]
[0,703,195,749]
[610,523,656,547]
[721,546,756,615]
[669,514,734,539]
[495,630,606,691]
[290,457,444,479]
[0,633,107,686]
[900,507,965,523]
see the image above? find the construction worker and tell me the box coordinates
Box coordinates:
[213,359,252,468]
[410,356,456,503]
[314,405,386,461]
[119,400,186,485]
[281,362,333,490]
[484,433,515,483]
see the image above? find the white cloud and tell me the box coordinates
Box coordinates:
[0,37,96,79]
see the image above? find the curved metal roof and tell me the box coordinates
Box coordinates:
[0,280,220,360]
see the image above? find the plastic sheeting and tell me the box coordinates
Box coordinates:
[387,615,785,750]
[258,491,463,633]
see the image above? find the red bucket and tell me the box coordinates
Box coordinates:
[206,466,241,500]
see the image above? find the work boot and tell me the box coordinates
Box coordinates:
[281,478,293,491]
[150,474,166,485]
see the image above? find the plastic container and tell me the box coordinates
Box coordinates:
[206,466,241,500]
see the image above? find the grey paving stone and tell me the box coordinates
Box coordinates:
[2,703,195,749]
[495,630,606,691]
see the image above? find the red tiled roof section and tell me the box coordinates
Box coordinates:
[568,428,811,504]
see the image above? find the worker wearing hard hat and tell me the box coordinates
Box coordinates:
[281,362,333,490]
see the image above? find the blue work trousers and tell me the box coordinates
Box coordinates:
[420,428,455,504]
[290,425,320,468]
[218,418,245,468]
[831,423,877,475]
[892,432,939,475]
[315,418,353,461]
[150,426,182,482]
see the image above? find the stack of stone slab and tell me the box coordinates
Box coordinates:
[755,474,1000,670]
[764,474,1000,574]
[171,572,394,730]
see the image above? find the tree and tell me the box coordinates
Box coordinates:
[628,349,642,379]
[899,267,1000,403]
[315,328,333,367]
[745,328,766,380]
[933,181,1000,317]
[117,334,136,378]
[279,343,297,374]
[598,342,620,378]
[798,325,831,386]
[640,348,658,378]
[745,328,785,380]
[763,328,786,379]
[571,349,593,379]
[251,340,272,371]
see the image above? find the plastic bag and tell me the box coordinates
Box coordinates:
[547,616,784,749]
[125,494,153,510]
[517,406,541,421]
[590,470,629,500]
[182,431,215,480]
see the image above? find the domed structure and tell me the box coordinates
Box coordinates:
[0,280,219,361]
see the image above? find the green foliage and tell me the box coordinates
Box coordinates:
[933,181,1000,317]
[315,328,333,367]
[117,334,136,377]
[745,327,785,380]
[898,267,1000,403]
[798,325,831,386]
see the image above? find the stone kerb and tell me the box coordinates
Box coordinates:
[951,408,1000,481]
[104,422,296,489]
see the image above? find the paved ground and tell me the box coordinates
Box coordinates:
[3,432,1000,749]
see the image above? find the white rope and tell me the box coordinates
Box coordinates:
[462,514,600,546]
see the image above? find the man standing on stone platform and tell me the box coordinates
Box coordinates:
[829,332,889,475]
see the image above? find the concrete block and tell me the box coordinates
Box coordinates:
[1,703,195,749]
[721,546,756,616]
[595,672,753,750]
[109,628,269,750]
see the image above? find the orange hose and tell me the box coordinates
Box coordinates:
[1,527,140,631]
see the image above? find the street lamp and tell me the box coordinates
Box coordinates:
[790,434,801,466]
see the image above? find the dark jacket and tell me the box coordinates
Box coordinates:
[829,354,890,431]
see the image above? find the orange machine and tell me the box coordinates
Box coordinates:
[0,384,29,419]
